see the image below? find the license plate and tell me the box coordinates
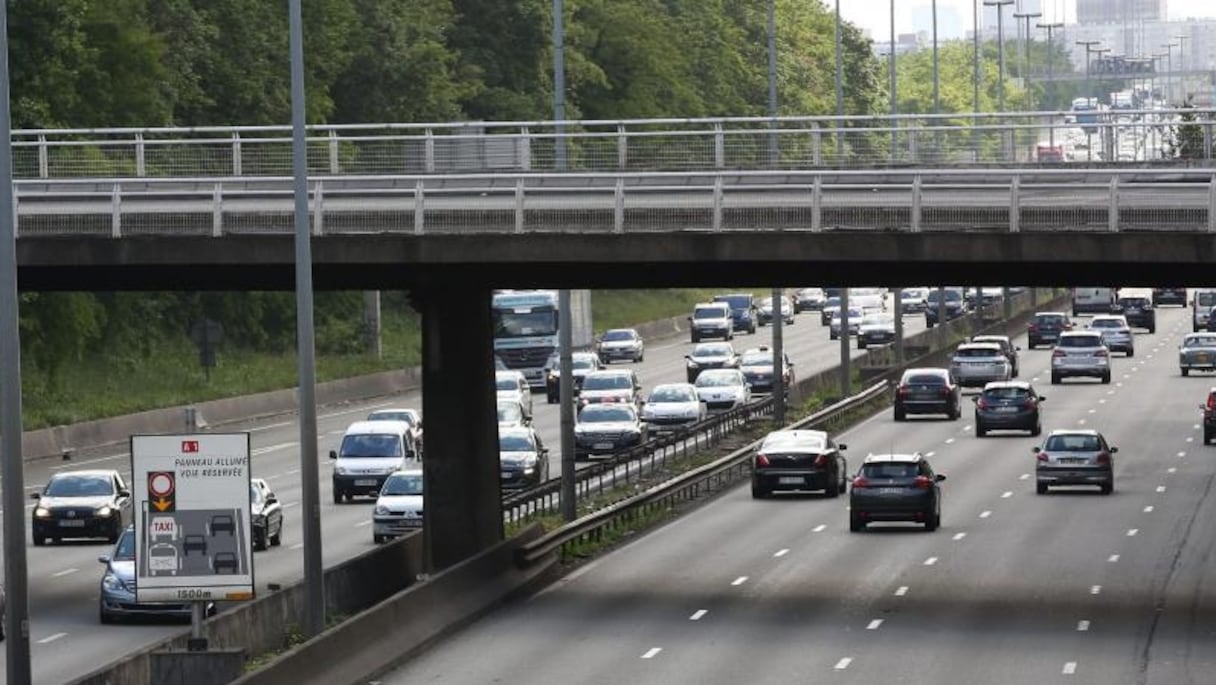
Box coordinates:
[500,471,511,479]
[354,479,377,487]
[1197,355,1209,363]
[1059,458,1086,464]
[58,519,85,527]
[876,487,904,494]
[778,476,804,485]
[593,442,614,450]
[995,406,1018,413]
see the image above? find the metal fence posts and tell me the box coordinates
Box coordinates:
[413,180,425,235]
[211,184,223,237]
[134,133,146,177]
[712,174,723,232]
[1108,176,1119,232]
[614,178,625,234]
[514,178,525,234]
[811,175,823,232]
[713,123,725,169]
[910,174,922,232]
[109,184,121,238]
[1208,174,1216,233]
[1009,175,1020,233]
[231,133,242,176]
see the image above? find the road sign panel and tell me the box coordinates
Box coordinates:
[131,433,253,603]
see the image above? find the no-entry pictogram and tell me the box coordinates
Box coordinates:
[148,471,176,512]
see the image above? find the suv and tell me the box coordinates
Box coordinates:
[713,293,757,334]
[1088,315,1134,356]
[751,429,848,499]
[949,343,1012,388]
[1152,287,1187,307]
[849,453,945,532]
[971,335,1020,377]
[1201,389,1216,444]
[1027,312,1073,349]
[1033,429,1116,495]
[689,303,734,342]
[1051,331,1111,384]
[893,368,961,421]
[1113,296,1155,333]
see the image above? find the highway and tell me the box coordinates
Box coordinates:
[0,295,925,683]
[378,305,1215,685]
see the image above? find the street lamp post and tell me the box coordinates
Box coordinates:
[835,0,844,161]
[1076,40,1101,99]
[1175,34,1188,102]
[767,0,778,166]
[1162,42,1177,105]
[1012,10,1040,159]
[931,0,940,160]
[1037,22,1064,147]
[971,0,981,157]
[889,0,897,159]
[984,0,1014,159]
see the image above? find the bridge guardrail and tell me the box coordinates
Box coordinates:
[15,168,1216,236]
[6,108,1213,178]
[516,380,889,566]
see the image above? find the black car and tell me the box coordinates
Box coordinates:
[974,381,1045,437]
[751,429,848,499]
[924,289,966,327]
[849,453,945,532]
[1113,296,1156,333]
[893,368,961,421]
[1153,287,1187,307]
[31,469,132,546]
[1027,312,1073,349]
[251,477,284,550]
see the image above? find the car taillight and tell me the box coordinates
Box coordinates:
[1207,395,1216,411]
[1094,349,1108,358]
[1028,323,1039,331]
[913,476,934,489]
[1096,452,1111,464]
[1022,398,1036,408]
[813,454,827,467]
[1037,451,1050,462]
[852,476,870,488]
[976,398,989,410]
[897,386,909,397]
[941,386,951,396]
[1052,349,1066,358]
[756,454,770,467]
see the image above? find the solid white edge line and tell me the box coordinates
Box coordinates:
[37,632,67,644]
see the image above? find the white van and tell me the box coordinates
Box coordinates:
[1072,287,1117,316]
[1193,290,1216,331]
[329,420,415,503]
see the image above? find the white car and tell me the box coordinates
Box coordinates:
[495,370,533,419]
[573,403,648,459]
[642,383,706,431]
[1088,315,1134,356]
[950,342,1013,388]
[900,287,928,314]
[693,368,752,411]
[372,469,424,544]
[794,288,826,313]
[365,407,424,459]
[497,398,529,428]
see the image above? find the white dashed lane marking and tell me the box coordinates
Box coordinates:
[289,543,304,550]
[37,633,67,645]
[354,520,372,528]
[1077,620,1091,632]
[924,557,938,566]
[51,568,78,578]
[866,619,884,630]
[1157,486,1167,493]
[1109,554,1120,563]
[813,524,827,533]
[1144,506,1154,513]
[1168,467,1178,474]
[1091,585,1103,595]
[834,658,853,671]
[731,576,748,586]
[1063,662,1078,675]
[925,451,936,458]
[895,586,909,596]
[1127,529,1139,537]
[1019,473,1030,480]
[1001,491,1013,499]
[979,510,992,518]
[641,648,662,659]
[690,610,707,621]
[945,438,955,445]
[1178,451,1187,458]
[952,532,966,541]
[774,549,789,558]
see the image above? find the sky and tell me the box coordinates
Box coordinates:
[841,0,1216,42]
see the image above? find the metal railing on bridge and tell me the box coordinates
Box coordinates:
[10,109,1215,179]
[14,168,1216,236]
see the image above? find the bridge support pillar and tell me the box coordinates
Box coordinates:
[413,286,503,570]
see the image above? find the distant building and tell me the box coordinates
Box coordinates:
[911,4,964,40]
[1076,0,1165,26]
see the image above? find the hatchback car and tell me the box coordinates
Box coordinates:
[973,381,1045,437]
[1088,315,1134,356]
[99,526,211,623]
[693,368,752,411]
[372,469,424,544]
[544,351,603,403]
[596,328,645,364]
[497,398,530,428]
[495,370,534,419]
[1034,429,1116,495]
[829,307,864,340]
[578,369,642,408]
[756,296,795,326]
[1179,332,1216,376]
[250,477,284,551]
[857,313,896,349]
[737,346,793,394]
[31,469,132,546]
[893,368,961,421]
[751,429,848,499]
[819,296,841,326]
[1113,296,1156,333]
[642,382,706,431]
[971,334,1020,377]
[1051,331,1111,384]
[498,425,549,489]
[949,342,1012,389]
[1027,312,1074,349]
[849,453,945,532]
[573,403,648,460]
[794,288,826,313]
[1201,388,1216,444]
[900,287,929,314]
[1153,287,1187,307]
[924,288,966,327]
[685,342,740,383]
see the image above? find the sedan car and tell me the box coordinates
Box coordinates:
[924,288,966,327]
[1027,312,1073,349]
[578,369,642,408]
[544,351,603,403]
[372,469,424,544]
[751,429,848,499]
[900,287,929,314]
[1088,315,1134,356]
[849,453,945,532]
[497,398,530,428]
[641,383,706,431]
[857,313,896,349]
[971,334,1020,377]
[1051,331,1111,384]
[685,341,740,383]
[974,381,1045,437]
[596,328,645,364]
[819,296,841,326]
[1152,287,1187,307]
[31,469,132,546]
[829,307,864,340]
[1180,333,1216,376]
[573,403,648,460]
[1200,388,1216,444]
[893,368,961,421]
[794,287,826,313]
[1034,429,1116,495]
[756,296,795,326]
[950,342,1013,389]
[738,346,793,394]
[250,477,284,551]
[366,407,424,459]
[498,425,549,489]
[99,526,211,623]
[693,368,752,411]
[495,370,534,419]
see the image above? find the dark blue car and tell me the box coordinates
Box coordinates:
[713,293,757,334]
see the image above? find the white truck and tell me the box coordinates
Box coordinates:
[492,290,593,389]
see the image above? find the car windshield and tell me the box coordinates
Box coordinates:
[1058,336,1103,348]
[832,308,862,320]
[954,347,1001,358]
[902,289,923,298]
[496,377,520,391]
[694,307,727,320]
[45,474,113,497]
[696,373,740,388]
[824,297,841,308]
[861,462,919,478]
[1044,434,1101,451]
[983,386,1030,400]
[250,485,264,504]
[1197,292,1216,307]
[904,373,946,385]
[602,330,635,342]
[381,474,423,496]
[583,374,631,390]
[368,411,416,426]
[973,337,1008,349]
[715,295,751,310]
[927,291,962,303]
[1090,319,1123,328]
[113,531,135,561]
[1119,299,1148,307]
[339,434,403,458]
[649,387,696,403]
[740,352,773,366]
[499,434,535,452]
[580,406,635,423]
[1185,336,1216,348]
[497,403,523,422]
[761,433,827,452]
[862,315,890,325]
[693,344,731,357]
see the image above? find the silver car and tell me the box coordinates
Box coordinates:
[1179,332,1216,376]
[1088,315,1134,356]
[829,307,864,340]
[949,343,1012,389]
[1051,331,1111,384]
[1033,429,1116,495]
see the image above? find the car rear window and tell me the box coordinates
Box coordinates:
[1044,434,1100,451]
[954,347,1001,358]
[1059,335,1102,348]
[983,386,1030,399]
[1036,315,1066,325]
[904,373,946,385]
[861,463,918,478]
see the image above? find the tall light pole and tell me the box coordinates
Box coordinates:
[1162,42,1177,105]
[552,0,577,522]
[1175,34,1189,103]
[972,0,981,155]
[931,0,940,117]
[1076,40,1102,99]
[889,0,897,158]
[1012,12,1040,109]
[1037,21,1063,147]
[834,0,844,161]
[984,0,1014,159]
[767,0,778,166]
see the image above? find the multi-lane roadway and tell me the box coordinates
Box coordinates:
[3,297,925,683]
[378,306,1214,684]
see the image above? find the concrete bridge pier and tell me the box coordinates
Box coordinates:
[412,286,503,570]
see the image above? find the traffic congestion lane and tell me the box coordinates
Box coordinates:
[377,307,1213,684]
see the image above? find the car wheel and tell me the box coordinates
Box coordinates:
[99,607,116,625]
[1204,429,1213,445]
[1127,348,1135,358]
[925,511,940,532]
[1182,368,1190,377]
[253,527,267,551]
[750,482,768,499]
[1100,481,1114,495]
[1101,372,1111,384]
[1027,340,1036,350]
[690,334,699,343]
[849,513,865,532]
[1149,326,1156,334]
[637,353,644,363]
[1051,372,1061,385]
[825,477,840,499]
[894,406,906,422]
[1036,482,1048,495]
[373,534,386,544]
[270,523,282,546]
[857,339,866,350]
[547,392,558,404]
[332,489,343,504]
[975,422,987,438]
[1031,422,1042,437]
[830,331,838,340]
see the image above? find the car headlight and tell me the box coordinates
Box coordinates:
[102,572,123,592]
[686,360,699,368]
[34,507,50,518]
[95,505,113,517]
[374,505,390,516]
[334,465,350,476]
